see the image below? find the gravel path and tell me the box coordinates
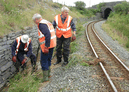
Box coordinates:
[94,21,129,67]
[39,23,111,92]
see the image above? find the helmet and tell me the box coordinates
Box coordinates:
[21,35,29,43]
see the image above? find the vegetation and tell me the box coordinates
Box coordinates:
[72,1,98,17]
[5,71,42,92]
[114,1,129,14]
[67,22,89,69]
[97,3,106,12]
[102,1,129,48]
[74,1,86,10]
[0,0,84,37]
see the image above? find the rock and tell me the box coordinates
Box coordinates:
[0,62,13,72]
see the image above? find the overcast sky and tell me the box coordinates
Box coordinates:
[53,0,128,8]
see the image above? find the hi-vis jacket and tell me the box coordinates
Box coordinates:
[15,36,31,55]
[54,14,72,38]
[38,19,56,52]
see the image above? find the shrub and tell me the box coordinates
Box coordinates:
[126,41,129,48]
[74,1,86,10]
[114,1,129,14]
[97,3,106,12]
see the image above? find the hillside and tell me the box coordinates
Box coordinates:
[0,0,84,37]
[101,2,129,50]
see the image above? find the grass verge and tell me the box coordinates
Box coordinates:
[103,13,129,50]
[102,21,128,49]
[0,0,85,37]
[66,22,89,69]
[5,69,42,92]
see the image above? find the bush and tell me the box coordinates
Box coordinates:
[126,41,129,48]
[114,1,129,14]
[97,3,106,12]
[74,1,86,10]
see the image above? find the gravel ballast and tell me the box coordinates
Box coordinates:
[40,23,111,92]
[94,21,129,67]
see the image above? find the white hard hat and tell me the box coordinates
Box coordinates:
[21,35,29,43]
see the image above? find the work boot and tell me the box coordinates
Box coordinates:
[62,62,68,67]
[54,58,61,65]
[48,66,51,78]
[42,70,49,82]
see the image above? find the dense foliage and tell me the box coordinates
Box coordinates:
[114,1,129,14]
[105,1,129,48]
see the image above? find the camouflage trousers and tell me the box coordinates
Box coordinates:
[56,36,71,63]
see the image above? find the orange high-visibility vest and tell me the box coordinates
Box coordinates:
[54,14,72,38]
[38,19,56,53]
[15,36,31,55]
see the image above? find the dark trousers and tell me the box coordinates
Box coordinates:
[40,48,54,70]
[15,52,36,70]
[56,36,71,63]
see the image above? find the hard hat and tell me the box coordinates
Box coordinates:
[21,35,29,43]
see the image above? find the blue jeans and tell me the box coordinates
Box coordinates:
[40,48,54,70]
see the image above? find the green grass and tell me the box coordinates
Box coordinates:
[0,0,86,37]
[70,41,78,53]
[80,62,89,66]
[76,22,85,37]
[66,54,83,69]
[102,13,129,49]
[7,71,42,92]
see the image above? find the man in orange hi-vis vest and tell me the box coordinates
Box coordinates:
[53,6,76,66]
[32,13,56,82]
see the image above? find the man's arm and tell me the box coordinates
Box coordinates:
[11,40,17,56]
[52,20,57,29]
[26,41,32,57]
[70,19,76,35]
[39,23,51,47]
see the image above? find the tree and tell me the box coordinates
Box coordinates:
[97,3,106,12]
[74,1,86,10]
[114,1,129,14]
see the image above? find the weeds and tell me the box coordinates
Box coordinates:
[8,71,42,92]
[0,0,86,36]
[80,62,89,66]
[70,41,78,53]
[103,12,129,49]
[66,54,83,69]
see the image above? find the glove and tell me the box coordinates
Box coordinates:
[72,34,76,42]
[21,58,27,65]
[44,46,49,54]
[12,56,17,63]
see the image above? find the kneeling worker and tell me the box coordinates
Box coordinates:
[12,35,36,71]
[32,13,56,82]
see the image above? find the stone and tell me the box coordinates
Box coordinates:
[0,76,3,83]
[0,61,13,72]
[0,42,7,46]
[2,72,11,80]
[0,54,4,59]
[6,40,14,45]
[0,70,1,75]
[0,60,8,68]
[8,33,15,37]
[0,81,5,89]
[0,39,2,42]
[15,31,22,36]
[10,65,16,73]
[3,36,7,42]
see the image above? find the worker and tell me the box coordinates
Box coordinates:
[32,13,56,82]
[11,35,36,72]
[53,6,76,66]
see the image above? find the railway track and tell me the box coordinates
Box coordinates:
[85,21,129,92]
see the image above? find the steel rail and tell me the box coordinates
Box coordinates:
[85,21,118,92]
[92,23,129,72]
